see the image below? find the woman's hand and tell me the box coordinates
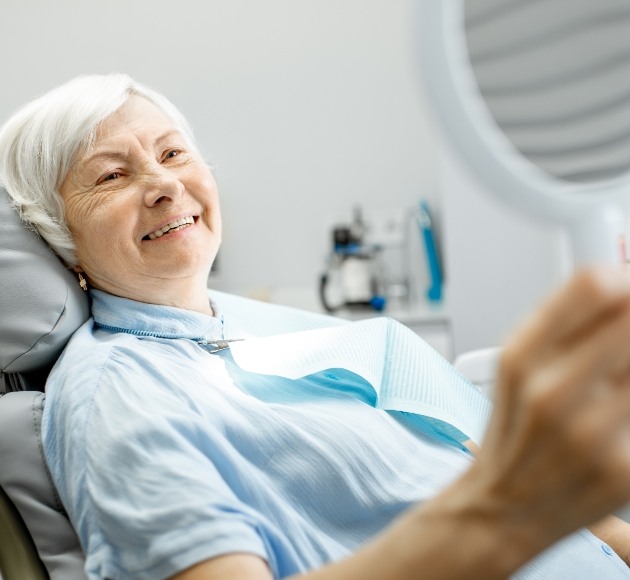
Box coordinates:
[305,266,630,580]
[466,266,630,560]
[172,267,630,580]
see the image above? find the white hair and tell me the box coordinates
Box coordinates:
[0,73,198,266]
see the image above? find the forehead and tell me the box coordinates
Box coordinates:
[94,95,175,145]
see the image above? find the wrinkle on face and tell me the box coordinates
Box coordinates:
[57,95,221,313]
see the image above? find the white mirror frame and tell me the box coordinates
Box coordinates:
[417,0,629,265]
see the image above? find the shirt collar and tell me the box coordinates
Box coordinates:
[90,289,224,342]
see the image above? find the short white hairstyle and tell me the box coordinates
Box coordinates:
[0,73,198,266]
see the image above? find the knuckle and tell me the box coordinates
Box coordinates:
[497,342,523,383]
[565,416,597,452]
[573,267,610,303]
[518,365,576,426]
[522,385,558,424]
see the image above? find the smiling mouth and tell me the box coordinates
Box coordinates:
[145,216,195,240]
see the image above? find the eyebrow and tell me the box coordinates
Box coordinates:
[80,129,184,167]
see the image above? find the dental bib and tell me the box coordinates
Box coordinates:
[222,311,492,446]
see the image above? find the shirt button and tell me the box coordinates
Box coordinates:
[601,543,614,556]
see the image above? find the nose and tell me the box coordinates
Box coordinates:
[143,166,185,207]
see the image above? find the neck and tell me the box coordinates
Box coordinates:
[93,276,214,316]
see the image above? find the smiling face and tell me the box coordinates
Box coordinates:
[59,95,221,314]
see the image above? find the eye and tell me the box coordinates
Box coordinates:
[97,171,121,184]
[163,149,180,161]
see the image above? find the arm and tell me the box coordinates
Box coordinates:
[174,267,630,580]
[590,515,630,565]
[172,500,536,580]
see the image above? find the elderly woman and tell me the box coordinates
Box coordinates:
[2,74,630,580]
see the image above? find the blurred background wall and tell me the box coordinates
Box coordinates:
[0,0,567,357]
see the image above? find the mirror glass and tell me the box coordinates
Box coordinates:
[419,0,630,264]
[464,0,630,185]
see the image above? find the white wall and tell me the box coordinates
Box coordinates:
[438,135,570,356]
[0,0,569,357]
[0,0,441,297]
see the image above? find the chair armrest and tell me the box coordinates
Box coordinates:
[454,347,502,399]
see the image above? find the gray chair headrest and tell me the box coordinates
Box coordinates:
[0,187,90,379]
[0,188,89,576]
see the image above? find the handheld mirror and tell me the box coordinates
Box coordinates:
[418,0,630,266]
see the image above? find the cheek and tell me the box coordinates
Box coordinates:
[72,205,132,260]
[194,161,217,193]
[63,190,104,234]
[196,172,221,223]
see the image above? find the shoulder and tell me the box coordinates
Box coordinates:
[48,323,195,418]
[43,324,270,580]
[51,318,137,377]
[43,319,210,499]
[50,319,202,388]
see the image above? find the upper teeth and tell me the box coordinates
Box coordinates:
[147,216,194,240]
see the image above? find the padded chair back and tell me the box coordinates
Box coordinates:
[0,392,87,579]
[0,185,344,580]
[0,483,47,580]
[0,186,90,579]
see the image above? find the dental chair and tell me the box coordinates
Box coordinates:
[0,179,498,578]
[0,186,355,580]
[0,186,90,580]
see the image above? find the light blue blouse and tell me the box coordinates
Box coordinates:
[41,290,630,580]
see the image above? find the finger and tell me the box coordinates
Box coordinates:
[504,266,630,367]
[563,382,630,506]
[488,267,630,442]
[523,302,630,409]
[493,298,630,440]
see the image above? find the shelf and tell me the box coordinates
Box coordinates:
[267,285,448,321]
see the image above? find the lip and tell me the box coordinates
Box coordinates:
[143,213,199,241]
